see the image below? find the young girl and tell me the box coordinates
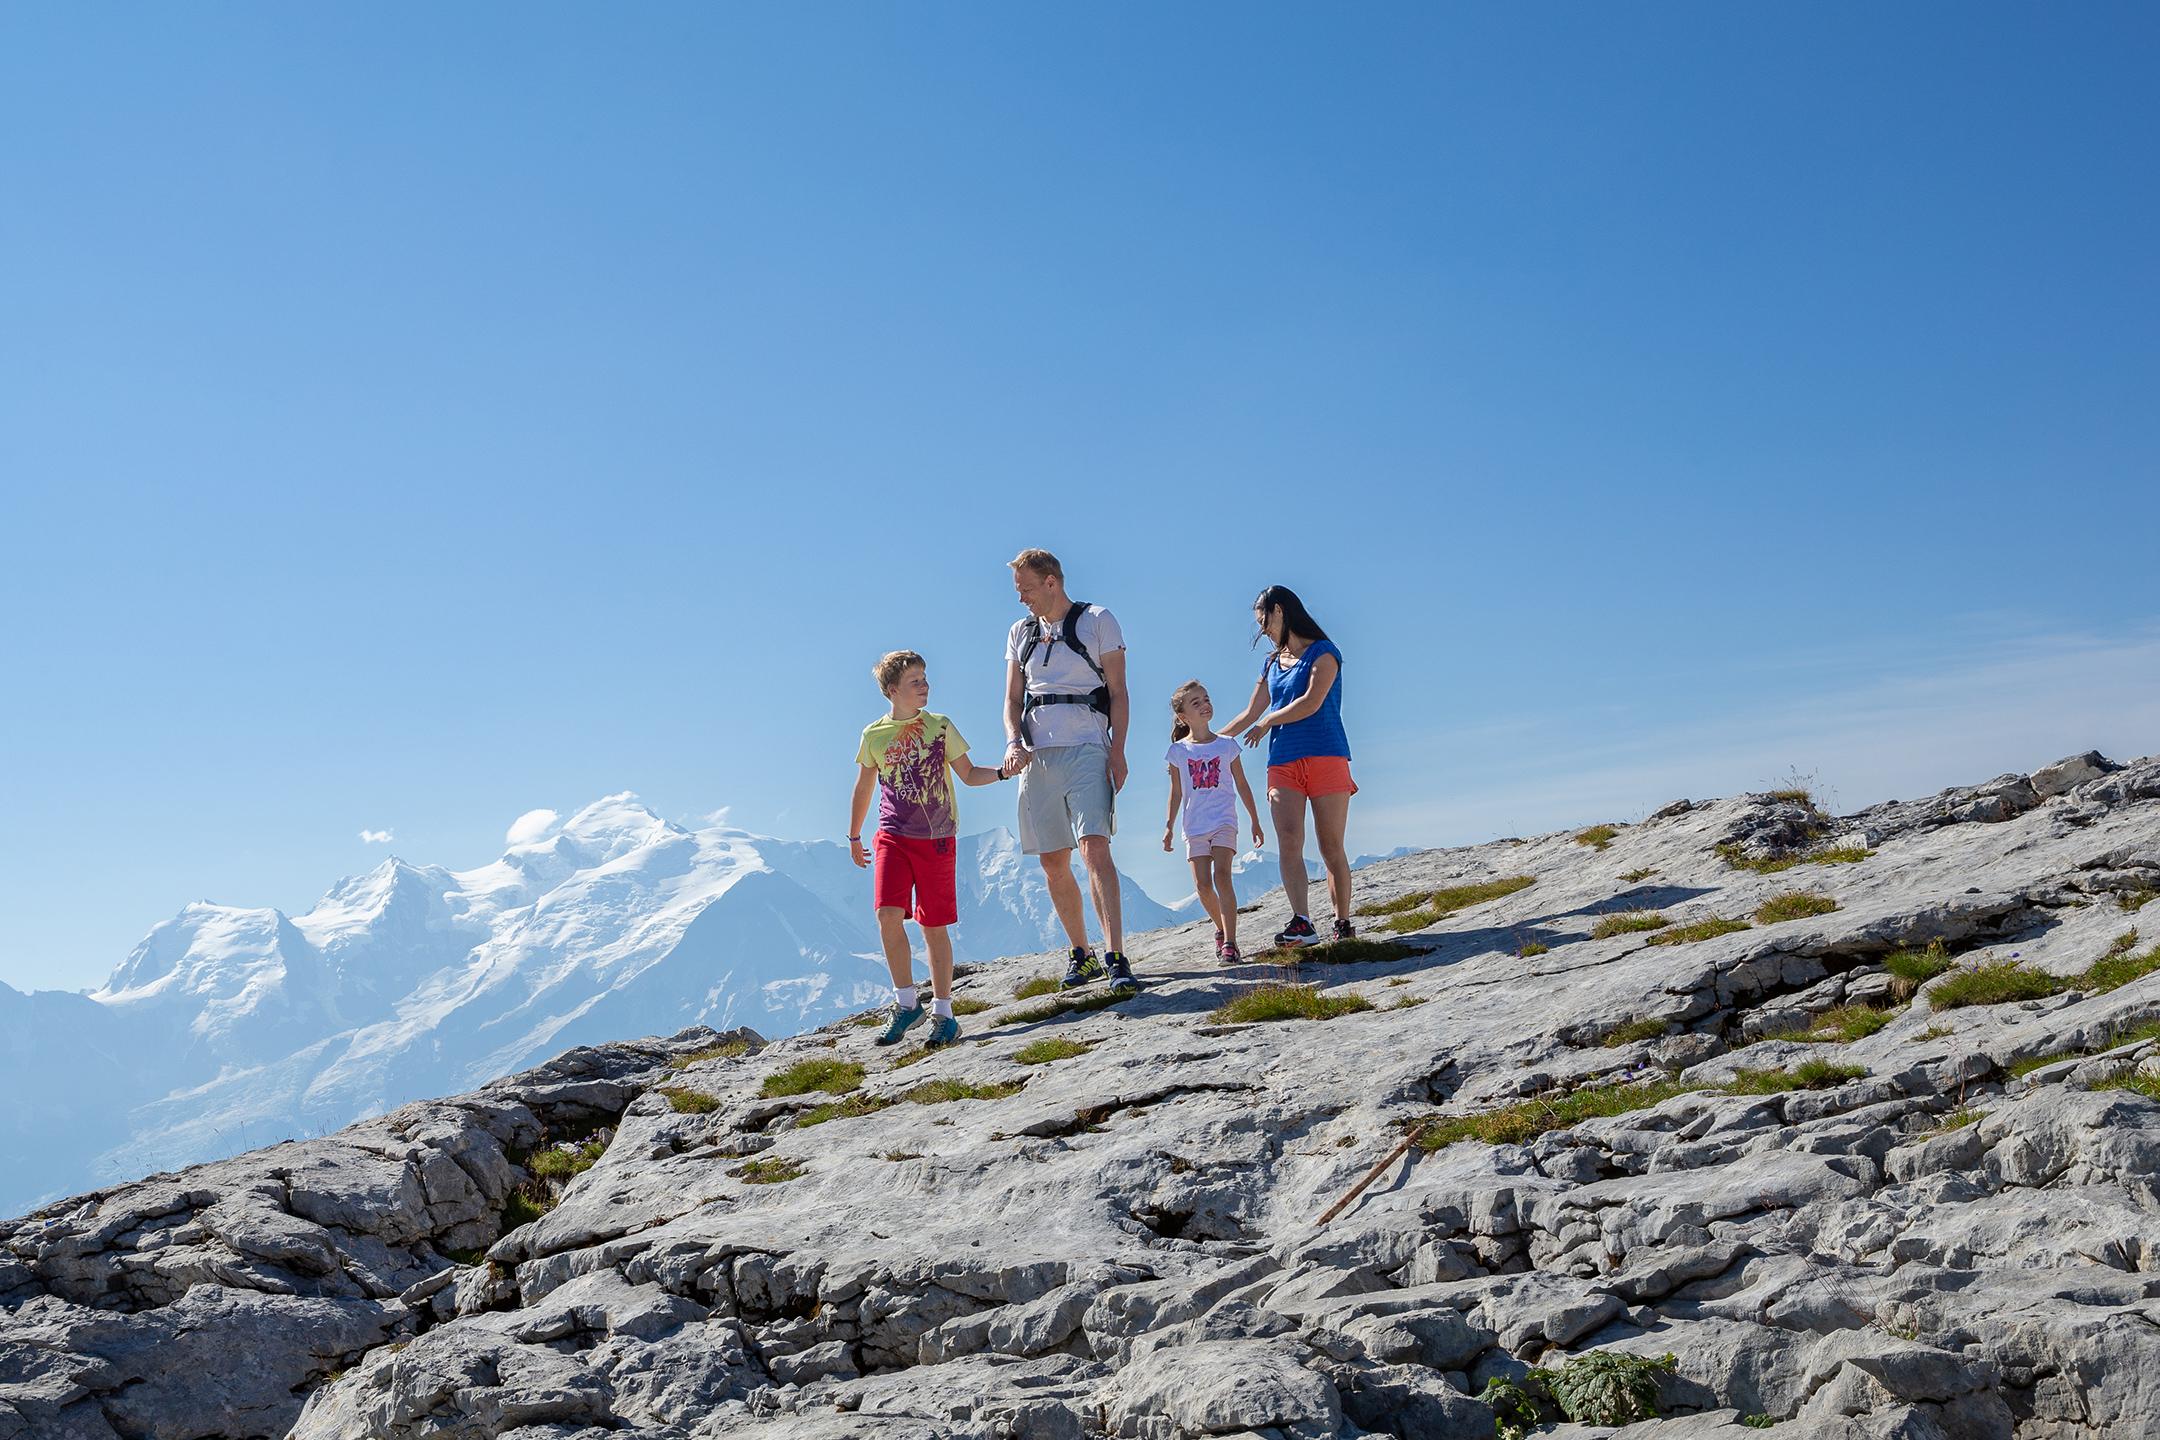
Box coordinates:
[1162,681,1266,962]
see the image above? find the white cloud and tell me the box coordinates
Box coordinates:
[702,806,734,826]
[505,808,559,847]
[357,828,394,845]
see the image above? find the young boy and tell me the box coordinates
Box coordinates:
[849,650,1006,1047]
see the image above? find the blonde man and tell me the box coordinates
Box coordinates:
[1002,550,1137,994]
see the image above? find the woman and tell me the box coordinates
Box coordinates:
[1224,585,1356,946]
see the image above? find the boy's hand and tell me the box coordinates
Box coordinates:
[849,838,870,869]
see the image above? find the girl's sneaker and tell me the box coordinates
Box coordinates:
[1332,919,1357,943]
[1220,943,1242,966]
[1213,928,1226,959]
[1274,915,1320,947]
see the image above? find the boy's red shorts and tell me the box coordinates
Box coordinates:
[873,831,959,927]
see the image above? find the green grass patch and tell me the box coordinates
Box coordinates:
[1517,939,1550,957]
[1809,1004,1893,1042]
[1766,787,1813,805]
[1355,875,1536,934]
[670,1038,752,1067]
[1259,936,1422,963]
[1717,842,1873,874]
[1390,995,1429,1010]
[2093,1073,2160,1101]
[1926,1106,1982,1135]
[758,1057,867,1098]
[2120,887,2158,913]
[796,1093,895,1127]
[658,1086,720,1114]
[1013,1037,1093,1065]
[1727,1059,1868,1093]
[1917,1023,1953,1041]
[852,1011,885,1027]
[1602,1017,1671,1047]
[1418,1077,1700,1151]
[1209,983,1375,1025]
[1884,941,1954,997]
[901,1077,1025,1104]
[1929,962,2062,1010]
[887,1045,942,1069]
[994,988,1132,1027]
[1647,916,1752,946]
[1574,825,1620,851]
[1620,867,1657,883]
[499,1188,550,1230]
[1013,975,1060,999]
[526,1139,606,1182]
[1592,911,1668,939]
[2084,933,2160,994]
[2005,1018,2160,1081]
[951,997,995,1016]
[731,1156,805,1185]
[1755,891,1839,924]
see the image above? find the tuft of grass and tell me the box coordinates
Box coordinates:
[1390,995,1429,1010]
[2004,1018,2160,1082]
[950,996,995,1016]
[994,987,1133,1027]
[1355,876,1536,934]
[1728,1059,1867,1093]
[901,1077,1025,1104]
[1884,941,1954,997]
[759,1057,867,1098]
[880,1150,922,1161]
[1208,983,1375,1025]
[1013,1037,1093,1065]
[2119,887,2158,914]
[887,1046,941,1069]
[499,1188,550,1230]
[1917,1024,1954,1041]
[1619,867,1658,883]
[670,1039,752,1068]
[658,1086,720,1114]
[1717,842,1873,875]
[1810,1004,1893,1042]
[1647,917,1752,946]
[1592,911,1668,939]
[1259,936,1421,963]
[526,1139,606,1182]
[1602,1017,1671,1047]
[1766,787,1813,805]
[731,1156,805,1185]
[1574,825,1620,851]
[1925,1106,1982,1135]
[1929,962,2062,1011]
[2093,1073,2160,1101]
[796,1093,894,1127]
[852,1011,885,1027]
[1013,976,1060,999]
[1418,1077,1699,1151]
[1755,891,1840,924]
[2083,934,2160,994]
[1517,939,1550,957]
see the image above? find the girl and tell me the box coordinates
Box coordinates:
[1162,681,1266,962]
[1223,586,1356,947]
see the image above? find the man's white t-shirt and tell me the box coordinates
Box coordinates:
[1006,604,1125,749]
[1166,736,1242,836]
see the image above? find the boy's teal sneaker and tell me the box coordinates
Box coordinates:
[923,1014,961,1049]
[875,1004,926,1046]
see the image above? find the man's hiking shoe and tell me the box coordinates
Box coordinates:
[875,1004,926,1046]
[1331,919,1357,943]
[1104,952,1139,995]
[1220,943,1242,966]
[1060,947,1103,989]
[1274,915,1320,948]
[923,1014,961,1049]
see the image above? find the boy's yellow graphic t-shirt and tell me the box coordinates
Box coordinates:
[857,711,968,839]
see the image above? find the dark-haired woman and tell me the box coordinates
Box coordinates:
[1224,585,1356,946]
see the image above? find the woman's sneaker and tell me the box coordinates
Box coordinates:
[1220,943,1242,966]
[1104,952,1139,995]
[924,1014,962,1049]
[1273,915,1320,947]
[1060,947,1103,989]
[1332,919,1357,943]
[875,1004,926,1046]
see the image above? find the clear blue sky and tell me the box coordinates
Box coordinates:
[4,5,2156,992]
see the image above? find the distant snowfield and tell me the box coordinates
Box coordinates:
[0,794,1180,1217]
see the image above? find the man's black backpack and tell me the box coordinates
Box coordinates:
[1017,601,1112,746]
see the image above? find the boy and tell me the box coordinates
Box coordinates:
[849,650,1006,1047]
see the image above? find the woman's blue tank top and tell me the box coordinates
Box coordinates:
[1264,639,1350,765]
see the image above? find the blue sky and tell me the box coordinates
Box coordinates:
[3,5,2156,993]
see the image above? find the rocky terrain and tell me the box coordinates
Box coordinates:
[5,752,2159,1440]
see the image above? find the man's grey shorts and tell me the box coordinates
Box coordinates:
[1017,743,1115,855]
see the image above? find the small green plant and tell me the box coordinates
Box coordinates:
[499,1187,550,1230]
[1728,1060,1867,1093]
[1390,994,1429,1010]
[1209,983,1375,1024]
[880,1150,922,1161]
[1517,939,1550,957]
[1013,1037,1093,1065]
[526,1139,606,1182]
[1884,941,1955,997]
[901,1077,1025,1104]
[1592,911,1668,939]
[2092,1072,2160,1101]
[1755,891,1839,924]
[759,1057,867,1098]
[1575,824,1621,851]
[1743,1416,1778,1429]
[731,1156,805,1185]
[1013,975,1060,999]
[887,1045,941,1069]
[443,1245,486,1266]
[658,1086,721,1114]
[1917,1024,1953,1041]
[2083,934,2160,994]
[1647,916,1752,946]
[1602,1017,1670,1047]
[1766,787,1813,806]
[670,1039,752,1068]
[853,1011,885,1026]
[950,996,995,1016]
[1716,842,1873,874]
[1926,1106,1982,1135]
[1620,867,1657,883]
[1262,936,1422,963]
[1418,1077,1699,1151]
[1767,1004,1892,1044]
[1480,1374,1545,1440]
[1929,962,2062,1011]
[2003,1019,2160,1081]
[1545,1349,1677,1425]
[796,1093,894,1127]
[1355,876,1536,934]
[2119,887,2158,913]
[994,987,1132,1027]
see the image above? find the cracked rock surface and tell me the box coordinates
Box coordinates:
[8,754,2160,1439]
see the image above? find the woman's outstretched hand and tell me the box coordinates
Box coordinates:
[1241,723,1269,749]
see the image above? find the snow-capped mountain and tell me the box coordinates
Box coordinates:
[0,796,1177,1217]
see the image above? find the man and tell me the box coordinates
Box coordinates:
[1002,549,1137,994]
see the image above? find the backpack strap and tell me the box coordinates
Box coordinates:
[1016,602,1114,746]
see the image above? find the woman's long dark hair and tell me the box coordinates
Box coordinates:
[1254,585,1329,661]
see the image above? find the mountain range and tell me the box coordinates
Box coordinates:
[0,794,1178,1217]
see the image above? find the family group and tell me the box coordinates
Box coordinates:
[844,549,1357,1050]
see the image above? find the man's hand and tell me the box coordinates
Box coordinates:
[1109,750,1128,792]
[849,837,870,869]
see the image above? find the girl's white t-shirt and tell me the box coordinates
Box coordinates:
[1166,736,1243,836]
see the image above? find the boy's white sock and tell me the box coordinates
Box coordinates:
[931,997,954,1019]
[896,985,919,1010]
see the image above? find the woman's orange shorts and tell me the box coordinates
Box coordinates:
[1267,756,1357,798]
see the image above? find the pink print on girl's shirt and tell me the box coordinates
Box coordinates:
[1185,756,1222,790]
